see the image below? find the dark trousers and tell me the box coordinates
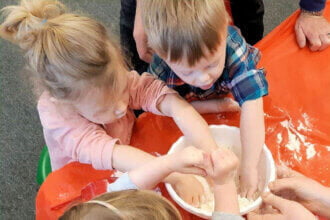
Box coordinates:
[230,0,264,45]
[120,0,149,74]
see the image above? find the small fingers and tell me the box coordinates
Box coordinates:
[247,187,258,200]
[192,194,200,208]
[240,186,248,198]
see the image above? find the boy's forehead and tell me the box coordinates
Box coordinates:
[167,41,225,70]
[167,28,227,68]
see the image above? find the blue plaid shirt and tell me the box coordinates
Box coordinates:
[148,26,268,106]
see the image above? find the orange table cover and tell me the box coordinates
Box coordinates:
[36,4,330,220]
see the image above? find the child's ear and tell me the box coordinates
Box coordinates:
[0,24,18,44]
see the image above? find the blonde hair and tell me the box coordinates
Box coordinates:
[141,0,229,66]
[60,190,182,220]
[0,0,128,102]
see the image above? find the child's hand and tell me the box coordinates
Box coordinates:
[165,146,210,176]
[171,173,205,207]
[207,147,239,185]
[247,192,317,220]
[240,166,259,200]
[268,165,330,217]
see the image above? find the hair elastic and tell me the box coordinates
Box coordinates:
[86,200,122,217]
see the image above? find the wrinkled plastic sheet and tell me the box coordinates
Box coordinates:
[36,4,330,220]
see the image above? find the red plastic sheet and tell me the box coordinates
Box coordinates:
[36,4,330,220]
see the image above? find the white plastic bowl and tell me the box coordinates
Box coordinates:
[165,125,276,219]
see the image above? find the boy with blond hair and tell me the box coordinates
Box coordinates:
[141,0,269,199]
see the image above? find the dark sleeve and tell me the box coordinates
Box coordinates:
[299,0,326,12]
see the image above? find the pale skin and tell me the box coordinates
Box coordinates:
[295,10,330,51]
[269,165,330,218]
[128,145,242,215]
[247,192,317,220]
[248,165,330,220]
[207,147,240,214]
[158,28,264,200]
[127,146,210,190]
[74,71,219,207]
[127,146,211,207]
[239,98,264,199]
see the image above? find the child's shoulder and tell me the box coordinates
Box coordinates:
[226,25,245,46]
[37,91,55,109]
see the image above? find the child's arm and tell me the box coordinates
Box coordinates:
[239,98,265,199]
[190,98,240,114]
[111,146,209,207]
[207,147,241,217]
[158,94,218,153]
[129,71,218,152]
[128,146,208,189]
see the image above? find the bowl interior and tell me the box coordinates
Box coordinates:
[165,125,276,218]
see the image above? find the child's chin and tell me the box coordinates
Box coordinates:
[200,83,213,90]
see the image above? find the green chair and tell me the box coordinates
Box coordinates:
[36,146,52,185]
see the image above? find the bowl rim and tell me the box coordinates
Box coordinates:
[165,124,276,218]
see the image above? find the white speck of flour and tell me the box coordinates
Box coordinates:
[306,143,316,159]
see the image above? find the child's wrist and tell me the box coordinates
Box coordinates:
[214,180,236,189]
[163,172,182,184]
[159,154,175,174]
[213,180,239,213]
[241,159,258,170]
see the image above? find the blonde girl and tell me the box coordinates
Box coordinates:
[0,0,219,206]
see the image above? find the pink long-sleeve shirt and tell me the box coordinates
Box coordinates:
[37,71,176,171]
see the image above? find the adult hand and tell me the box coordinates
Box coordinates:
[295,11,330,51]
[247,192,317,220]
[268,165,330,218]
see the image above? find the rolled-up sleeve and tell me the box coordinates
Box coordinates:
[128,71,177,115]
[38,92,119,170]
[229,69,268,106]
